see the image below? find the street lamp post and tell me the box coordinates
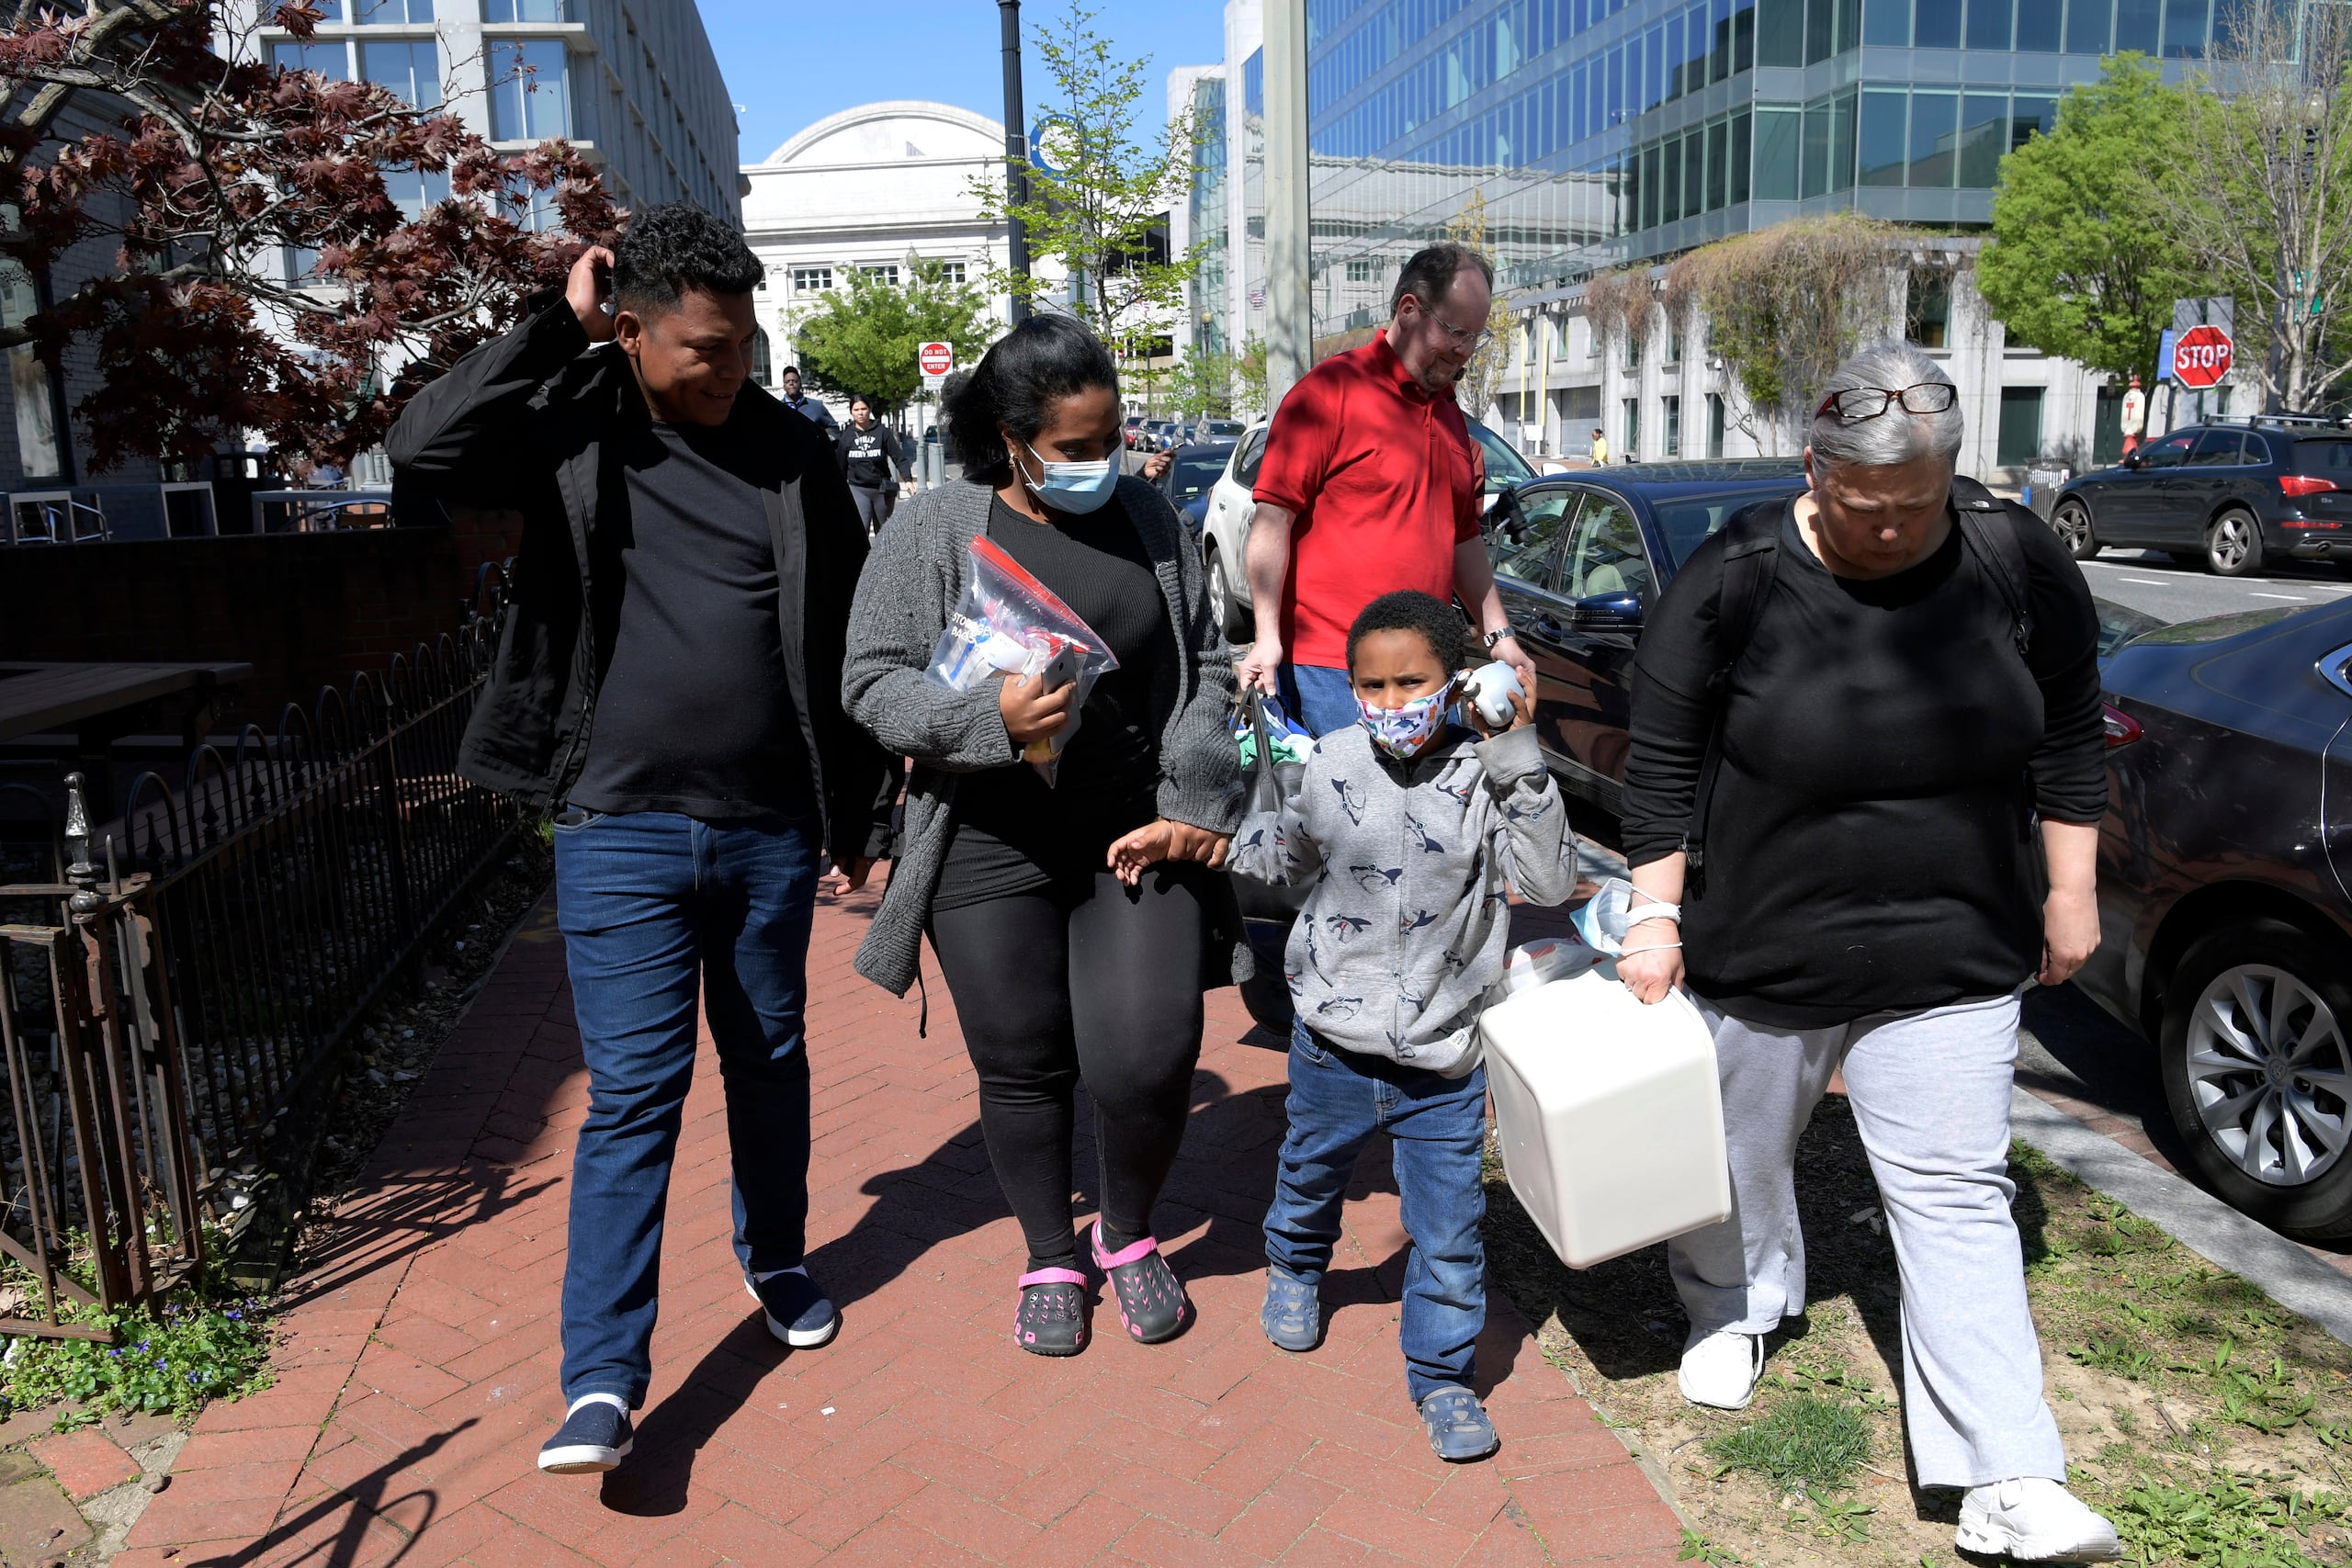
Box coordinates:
[1000,0,1030,325]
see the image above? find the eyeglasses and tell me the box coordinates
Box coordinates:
[1409,298,1493,354]
[1814,381,1958,423]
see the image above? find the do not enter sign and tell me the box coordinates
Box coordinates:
[2173,323,2233,389]
[918,342,954,378]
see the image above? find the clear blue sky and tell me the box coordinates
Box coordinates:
[697,1,1227,165]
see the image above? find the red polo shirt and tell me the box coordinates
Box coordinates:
[1250,334,1485,669]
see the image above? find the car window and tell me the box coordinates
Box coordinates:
[2243,431,2277,466]
[1562,492,1656,602]
[1168,450,1229,504]
[2137,432,2196,468]
[2292,438,2352,475]
[1492,490,1577,588]
[2188,429,2246,466]
[1467,420,1535,492]
[1236,427,1270,485]
[1650,486,1804,568]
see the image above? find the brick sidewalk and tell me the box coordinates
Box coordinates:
[116,885,1682,1567]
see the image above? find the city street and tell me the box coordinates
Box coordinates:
[2075,547,2352,622]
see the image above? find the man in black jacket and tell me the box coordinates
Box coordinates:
[389,203,898,1479]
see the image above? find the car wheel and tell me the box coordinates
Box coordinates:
[2158,918,2352,1239]
[2051,500,2098,560]
[1204,544,1250,644]
[2205,509,2268,577]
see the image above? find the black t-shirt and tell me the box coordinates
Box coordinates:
[933,494,1177,909]
[569,415,815,821]
[1619,501,2107,1029]
[839,423,904,490]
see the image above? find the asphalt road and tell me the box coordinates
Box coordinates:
[2074,546,2352,624]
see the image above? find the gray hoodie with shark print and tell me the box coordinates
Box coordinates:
[1229,720,1579,1077]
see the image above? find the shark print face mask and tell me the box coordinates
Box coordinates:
[1357,686,1452,759]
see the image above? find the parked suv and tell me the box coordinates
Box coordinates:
[2050,418,2352,577]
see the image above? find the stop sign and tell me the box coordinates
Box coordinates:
[919,342,953,378]
[2173,323,2233,389]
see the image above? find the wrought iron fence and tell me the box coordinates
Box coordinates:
[0,598,520,1337]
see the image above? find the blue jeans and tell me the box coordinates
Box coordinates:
[1277,662,1359,739]
[552,810,823,1406]
[1264,1015,1489,1402]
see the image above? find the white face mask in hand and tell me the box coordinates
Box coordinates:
[1572,877,1681,957]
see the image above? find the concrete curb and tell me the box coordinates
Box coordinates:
[2009,1086,2352,1348]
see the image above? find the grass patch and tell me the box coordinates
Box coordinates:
[2111,1472,2347,1567]
[1,1254,271,1427]
[1704,1393,1873,1495]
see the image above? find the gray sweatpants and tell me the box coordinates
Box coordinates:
[1666,990,2065,1489]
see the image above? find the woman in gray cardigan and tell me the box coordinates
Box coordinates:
[842,315,1244,1359]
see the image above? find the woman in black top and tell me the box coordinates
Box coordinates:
[1617,344,2121,1563]
[837,394,910,536]
[841,314,1241,1359]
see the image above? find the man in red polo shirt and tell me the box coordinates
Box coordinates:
[1235,243,1534,733]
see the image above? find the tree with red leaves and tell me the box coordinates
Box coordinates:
[0,0,619,473]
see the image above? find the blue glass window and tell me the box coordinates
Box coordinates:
[489,39,570,141]
[2115,0,2161,51]
[360,39,440,108]
[2016,0,2062,48]
[1863,0,1908,43]
[1731,107,1752,202]
[1908,91,1957,186]
[272,40,346,78]
[1914,0,1961,47]
[1754,107,1799,198]
[1965,0,2013,48]
[2163,0,2211,56]
[1959,93,2007,185]
[2067,0,2113,50]
[1859,89,1906,185]
[1758,0,1804,63]
[1706,117,1729,207]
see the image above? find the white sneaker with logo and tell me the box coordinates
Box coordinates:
[1677,1328,1766,1411]
[1955,1477,2122,1562]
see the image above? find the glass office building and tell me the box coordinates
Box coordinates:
[1210,0,2230,350]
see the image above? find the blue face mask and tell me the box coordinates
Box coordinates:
[1023,442,1117,514]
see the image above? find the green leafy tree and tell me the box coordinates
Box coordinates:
[791,257,992,413]
[1166,344,1237,419]
[1234,333,1269,417]
[971,0,1200,362]
[1979,54,2197,387]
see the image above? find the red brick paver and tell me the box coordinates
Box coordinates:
[129,886,1681,1565]
[28,1427,141,1500]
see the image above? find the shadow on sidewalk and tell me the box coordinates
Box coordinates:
[185,1420,478,1567]
[273,1167,560,1316]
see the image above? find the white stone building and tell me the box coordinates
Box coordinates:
[740,101,1021,424]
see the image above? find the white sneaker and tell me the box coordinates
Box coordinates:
[1956,1477,2122,1562]
[1678,1328,1765,1410]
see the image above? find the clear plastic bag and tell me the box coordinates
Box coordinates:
[926,535,1119,785]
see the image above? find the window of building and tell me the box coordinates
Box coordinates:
[2116,0,2161,52]
[0,247,62,481]
[272,40,348,80]
[1905,270,1952,348]
[1966,0,2013,49]
[2070,0,2117,53]
[1344,257,1376,283]
[1663,394,1682,457]
[859,264,899,287]
[1959,93,2007,186]
[1908,92,1958,186]
[939,261,967,285]
[752,326,772,386]
[1753,107,1799,200]
[1623,397,1642,461]
[1859,91,1906,186]
[483,0,568,19]
[381,165,451,221]
[1996,387,2044,466]
[1707,392,1727,457]
[1914,0,1962,47]
[1863,0,1907,43]
[360,39,440,108]
[489,39,571,141]
[1661,315,1680,366]
[354,0,435,20]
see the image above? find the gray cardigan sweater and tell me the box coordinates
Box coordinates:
[842,474,1248,996]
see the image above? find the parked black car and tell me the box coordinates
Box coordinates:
[1487,464,2167,813]
[1485,461,1808,812]
[2077,599,2352,1237]
[2049,418,2352,578]
[1156,441,1233,536]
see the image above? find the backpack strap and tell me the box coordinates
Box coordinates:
[1681,498,1786,894]
[1950,475,2034,660]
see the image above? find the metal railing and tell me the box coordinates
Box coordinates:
[0,607,520,1336]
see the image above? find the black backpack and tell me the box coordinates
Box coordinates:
[1681,475,2037,893]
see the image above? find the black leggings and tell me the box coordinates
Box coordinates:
[927,865,1208,1272]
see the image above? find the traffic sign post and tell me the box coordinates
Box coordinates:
[2172,323,2233,389]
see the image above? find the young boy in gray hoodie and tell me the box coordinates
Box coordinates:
[1230,590,1578,1462]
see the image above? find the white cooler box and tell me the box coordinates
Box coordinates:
[1480,960,1731,1269]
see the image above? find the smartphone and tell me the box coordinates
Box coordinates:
[1038,645,1081,694]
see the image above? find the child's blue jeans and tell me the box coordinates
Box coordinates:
[1263,1014,1489,1402]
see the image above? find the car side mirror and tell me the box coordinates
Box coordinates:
[2120,450,2143,469]
[1570,592,1644,631]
